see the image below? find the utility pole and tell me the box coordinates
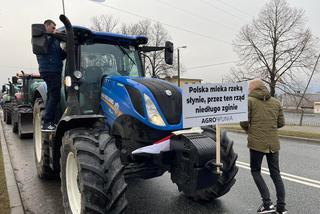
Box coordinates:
[62,0,66,15]
[297,53,320,125]
[177,46,187,87]
[177,48,180,87]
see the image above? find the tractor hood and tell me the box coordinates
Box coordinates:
[132,77,182,125]
[101,76,183,131]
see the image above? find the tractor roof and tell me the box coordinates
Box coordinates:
[59,26,148,46]
[16,72,41,78]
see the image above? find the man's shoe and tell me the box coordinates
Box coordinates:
[276,207,288,214]
[41,123,56,132]
[257,203,276,214]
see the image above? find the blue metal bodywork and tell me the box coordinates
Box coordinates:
[53,26,181,132]
[100,76,183,131]
[59,25,148,46]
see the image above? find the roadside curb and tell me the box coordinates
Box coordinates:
[225,129,320,144]
[0,118,25,214]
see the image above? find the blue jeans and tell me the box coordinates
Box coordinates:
[250,149,286,210]
[41,73,61,125]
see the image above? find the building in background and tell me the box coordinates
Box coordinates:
[314,102,320,113]
[279,93,320,112]
[163,76,202,86]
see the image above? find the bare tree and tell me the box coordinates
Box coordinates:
[120,20,174,77]
[148,22,173,77]
[91,15,119,32]
[232,0,317,97]
[119,20,152,37]
[91,15,175,77]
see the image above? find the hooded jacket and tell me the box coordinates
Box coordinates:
[36,36,66,74]
[240,85,285,153]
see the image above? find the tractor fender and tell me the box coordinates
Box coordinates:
[49,114,105,172]
[55,114,105,144]
[33,82,47,105]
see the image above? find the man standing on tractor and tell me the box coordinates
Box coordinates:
[240,79,287,214]
[36,19,66,131]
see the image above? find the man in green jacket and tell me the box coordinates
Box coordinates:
[240,79,287,214]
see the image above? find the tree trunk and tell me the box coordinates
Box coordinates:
[269,80,276,97]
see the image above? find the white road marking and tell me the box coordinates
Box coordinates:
[236,161,320,189]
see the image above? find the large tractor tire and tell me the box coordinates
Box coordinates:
[185,126,238,201]
[5,109,12,124]
[61,128,128,214]
[3,108,7,123]
[33,98,57,179]
[12,120,18,133]
[12,108,18,133]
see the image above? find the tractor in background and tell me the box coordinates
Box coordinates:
[11,71,43,138]
[2,76,21,124]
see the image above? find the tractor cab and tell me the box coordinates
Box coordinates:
[68,27,147,114]
[47,26,173,114]
[15,71,43,105]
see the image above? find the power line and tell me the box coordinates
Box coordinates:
[91,2,232,45]
[187,60,238,70]
[198,0,247,22]
[156,0,237,32]
[215,0,252,18]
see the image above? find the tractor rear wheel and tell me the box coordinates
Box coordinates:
[61,128,128,214]
[185,126,238,201]
[12,121,18,133]
[33,98,57,179]
[12,108,18,133]
[5,110,11,124]
[3,108,7,123]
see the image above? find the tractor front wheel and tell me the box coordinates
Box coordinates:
[61,128,128,214]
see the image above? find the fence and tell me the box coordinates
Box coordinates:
[284,111,320,127]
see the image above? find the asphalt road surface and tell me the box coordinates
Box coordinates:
[2,123,320,214]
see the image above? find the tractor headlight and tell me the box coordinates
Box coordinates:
[65,76,72,87]
[73,70,82,79]
[144,94,166,126]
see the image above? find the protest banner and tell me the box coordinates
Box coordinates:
[182,82,248,128]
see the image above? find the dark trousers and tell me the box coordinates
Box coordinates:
[250,149,286,209]
[41,73,61,125]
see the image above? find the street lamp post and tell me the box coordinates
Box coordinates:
[177,46,187,87]
[62,0,66,15]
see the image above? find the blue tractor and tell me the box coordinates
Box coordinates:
[31,15,238,213]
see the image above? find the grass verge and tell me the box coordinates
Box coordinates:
[222,125,320,141]
[0,140,10,214]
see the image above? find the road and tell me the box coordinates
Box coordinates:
[2,122,320,214]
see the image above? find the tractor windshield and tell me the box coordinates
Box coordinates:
[78,43,144,114]
[80,43,144,79]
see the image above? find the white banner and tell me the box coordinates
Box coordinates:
[182,82,248,128]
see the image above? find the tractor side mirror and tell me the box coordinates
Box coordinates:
[2,85,6,93]
[12,76,18,84]
[31,24,48,55]
[165,41,173,65]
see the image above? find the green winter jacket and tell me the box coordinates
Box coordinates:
[240,85,285,153]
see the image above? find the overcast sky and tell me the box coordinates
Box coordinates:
[0,0,319,91]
